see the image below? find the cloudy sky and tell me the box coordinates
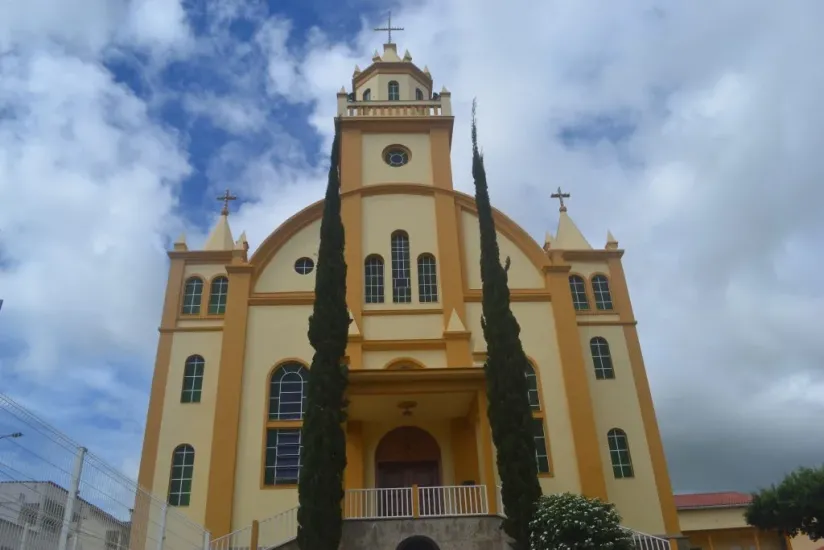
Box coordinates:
[1,0,822,496]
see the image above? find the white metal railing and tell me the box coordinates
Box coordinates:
[257,507,298,549]
[209,523,251,550]
[342,100,443,118]
[344,487,413,519]
[621,527,674,550]
[418,485,488,517]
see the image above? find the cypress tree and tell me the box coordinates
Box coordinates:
[297,119,350,550]
[471,101,542,549]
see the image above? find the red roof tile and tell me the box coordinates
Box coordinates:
[674,492,753,509]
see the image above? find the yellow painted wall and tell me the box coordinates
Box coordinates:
[683,528,783,550]
[362,193,438,261]
[355,73,430,102]
[460,210,544,289]
[231,305,314,530]
[152,330,223,525]
[362,314,444,341]
[176,319,224,328]
[183,264,227,281]
[677,507,793,550]
[361,134,433,186]
[679,508,753,531]
[568,261,608,279]
[361,349,447,370]
[253,218,321,293]
[581,322,664,534]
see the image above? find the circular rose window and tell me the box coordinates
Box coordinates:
[294,257,315,275]
[383,146,410,167]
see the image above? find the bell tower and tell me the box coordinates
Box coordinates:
[335,25,453,194]
[333,20,467,372]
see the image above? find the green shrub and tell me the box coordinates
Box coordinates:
[529,493,634,550]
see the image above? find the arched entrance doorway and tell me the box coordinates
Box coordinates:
[375,426,442,516]
[396,535,441,550]
[375,426,441,489]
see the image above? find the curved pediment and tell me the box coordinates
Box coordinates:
[250,184,549,293]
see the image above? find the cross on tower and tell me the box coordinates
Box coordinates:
[374,11,404,44]
[217,188,237,216]
[551,186,571,212]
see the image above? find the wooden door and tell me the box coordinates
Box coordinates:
[375,427,442,517]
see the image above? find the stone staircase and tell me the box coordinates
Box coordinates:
[275,516,510,550]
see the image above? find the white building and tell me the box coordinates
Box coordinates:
[0,481,130,550]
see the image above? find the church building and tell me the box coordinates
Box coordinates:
[136,35,690,549]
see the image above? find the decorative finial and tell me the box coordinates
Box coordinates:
[173,233,188,251]
[374,11,404,44]
[551,186,570,212]
[605,230,619,250]
[543,231,554,252]
[217,188,237,216]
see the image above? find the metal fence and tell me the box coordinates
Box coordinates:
[0,393,209,550]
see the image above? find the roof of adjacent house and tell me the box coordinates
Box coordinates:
[674,491,754,509]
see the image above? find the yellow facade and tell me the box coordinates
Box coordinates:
[135,42,683,544]
[675,502,793,550]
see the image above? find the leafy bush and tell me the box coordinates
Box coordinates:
[746,464,824,540]
[529,492,634,550]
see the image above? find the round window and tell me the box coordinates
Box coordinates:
[383,146,410,167]
[294,257,315,275]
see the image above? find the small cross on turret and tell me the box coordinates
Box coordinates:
[550,186,570,212]
[217,188,237,216]
[374,11,404,44]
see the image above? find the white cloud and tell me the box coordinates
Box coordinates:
[0,2,192,477]
[125,0,193,54]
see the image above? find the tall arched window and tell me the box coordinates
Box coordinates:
[417,253,438,303]
[168,444,195,506]
[265,362,309,486]
[533,419,550,475]
[388,81,400,101]
[591,275,614,310]
[364,255,385,304]
[524,362,550,474]
[589,337,615,380]
[525,363,540,411]
[391,231,412,303]
[208,276,228,315]
[607,429,634,479]
[181,277,203,315]
[415,88,424,100]
[363,88,371,101]
[181,355,205,403]
[568,275,590,311]
[268,363,309,420]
